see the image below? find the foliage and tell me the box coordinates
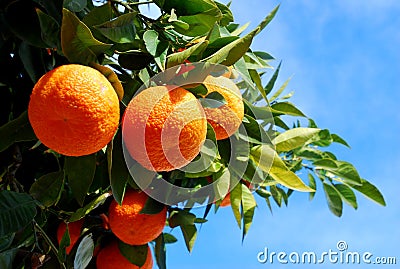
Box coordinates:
[0,0,385,268]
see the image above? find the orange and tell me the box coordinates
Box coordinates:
[28,64,120,156]
[202,75,244,140]
[219,192,231,207]
[123,85,207,172]
[96,241,153,269]
[108,189,167,245]
[56,219,84,254]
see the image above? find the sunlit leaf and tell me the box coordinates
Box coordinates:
[273,128,321,152]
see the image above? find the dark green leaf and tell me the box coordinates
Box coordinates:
[347,179,386,206]
[82,3,115,27]
[323,183,343,217]
[119,241,148,267]
[0,111,36,153]
[74,233,94,269]
[0,248,18,269]
[69,192,111,222]
[36,9,61,50]
[203,26,257,66]
[29,171,64,207]
[94,12,138,43]
[0,191,37,237]
[180,224,197,253]
[64,0,87,12]
[140,197,166,215]
[264,61,281,96]
[163,233,178,244]
[109,130,129,205]
[169,210,196,228]
[61,8,112,65]
[154,234,166,269]
[65,154,96,206]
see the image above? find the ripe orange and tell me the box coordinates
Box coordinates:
[57,219,84,254]
[219,193,231,207]
[202,75,244,140]
[108,189,167,245]
[96,241,153,269]
[28,64,120,156]
[123,85,207,172]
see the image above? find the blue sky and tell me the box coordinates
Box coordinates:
[141,1,400,268]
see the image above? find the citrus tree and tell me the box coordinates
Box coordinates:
[0,0,386,268]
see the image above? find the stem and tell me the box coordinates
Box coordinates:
[34,221,67,269]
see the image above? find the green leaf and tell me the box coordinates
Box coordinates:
[118,51,153,70]
[0,234,15,252]
[203,26,257,66]
[109,130,129,205]
[333,184,357,209]
[64,0,87,12]
[154,234,167,269]
[250,145,314,192]
[241,184,256,240]
[166,40,209,68]
[347,179,386,206]
[308,174,317,201]
[169,210,196,228]
[36,9,61,50]
[0,248,18,269]
[0,191,37,237]
[230,22,250,36]
[264,61,281,96]
[215,2,234,26]
[273,128,321,152]
[254,5,280,35]
[61,8,112,65]
[177,13,221,37]
[119,241,148,267]
[313,159,338,169]
[82,3,115,27]
[323,183,343,217]
[64,154,96,206]
[29,171,64,207]
[213,168,230,200]
[74,233,94,269]
[270,102,306,117]
[269,76,292,102]
[140,197,166,215]
[69,192,111,222]
[143,30,169,70]
[230,182,242,228]
[163,233,178,244]
[94,12,138,43]
[315,160,362,186]
[199,91,227,108]
[331,134,351,148]
[180,224,197,253]
[0,111,36,152]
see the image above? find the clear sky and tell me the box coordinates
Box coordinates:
[142,1,400,268]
